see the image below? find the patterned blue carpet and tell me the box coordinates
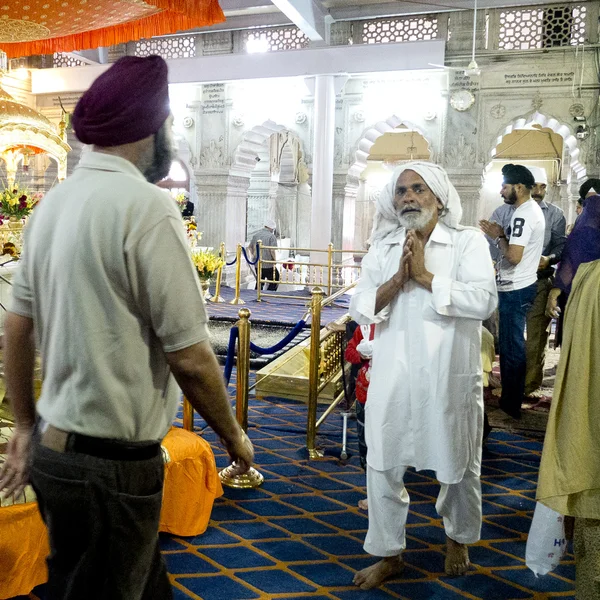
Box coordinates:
[21,376,574,600]
[154,392,574,600]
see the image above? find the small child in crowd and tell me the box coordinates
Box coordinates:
[345,322,375,510]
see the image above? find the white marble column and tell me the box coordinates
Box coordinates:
[296,183,312,249]
[331,174,346,251]
[306,75,347,263]
[194,174,229,249]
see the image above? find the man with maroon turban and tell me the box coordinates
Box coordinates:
[0,56,254,599]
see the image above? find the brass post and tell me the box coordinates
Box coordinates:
[256,240,262,302]
[327,243,333,297]
[236,308,251,432]
[183,397,194,431]
[219,308,264,488]
[229,244,245,305]
[210,242,226,303]
[306,287,325,459]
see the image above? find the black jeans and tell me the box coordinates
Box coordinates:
[256,266,279,291]
[30,440,172,600]
[498,282,538,417]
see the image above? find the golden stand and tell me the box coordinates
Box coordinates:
[219,308,264,488]
[306,287,325,458]
[183,396,194,431]
[229,244,245,305]
[256,240,262,302]
[210,242,226,303]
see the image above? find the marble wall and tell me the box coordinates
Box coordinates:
[19,6,600,257]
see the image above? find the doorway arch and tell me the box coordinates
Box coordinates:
[227,120,306,242]
[482,111,586,221]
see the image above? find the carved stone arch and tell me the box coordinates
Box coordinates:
[481,111,586,221]
[487,111,586,180]
[343,115,433,250]
[229,119,287,179]
[227,120,307,241]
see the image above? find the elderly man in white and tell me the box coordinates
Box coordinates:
[350,162,498,590]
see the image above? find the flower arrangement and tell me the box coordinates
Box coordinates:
[172,190,188,213]
[0,183,42,219]
[191,249,224,280]
[184,219,202,248]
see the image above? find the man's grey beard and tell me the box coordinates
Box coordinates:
[398,205,436,231]
[142,124,176,184]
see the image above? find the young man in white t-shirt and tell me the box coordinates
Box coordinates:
[480,164,545,419]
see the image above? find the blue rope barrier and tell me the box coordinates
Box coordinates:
[242,243,259,266]
[226,256,237,266]
[223,326,239,386]
[249,319,306,355]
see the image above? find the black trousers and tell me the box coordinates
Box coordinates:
[30,440,172,600]
[256,266,279,291]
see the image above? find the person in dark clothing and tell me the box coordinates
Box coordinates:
[181,199,194,218]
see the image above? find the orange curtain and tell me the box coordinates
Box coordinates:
[2,0,225,58]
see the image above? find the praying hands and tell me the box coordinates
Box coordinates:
[404,230,434,291]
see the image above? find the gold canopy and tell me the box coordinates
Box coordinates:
[0,86,71,187]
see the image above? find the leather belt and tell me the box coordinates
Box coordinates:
[39,423,160,461]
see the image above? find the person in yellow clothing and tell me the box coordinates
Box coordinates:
[537,259,600,599]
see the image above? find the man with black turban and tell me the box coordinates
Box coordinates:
[0,56,254,599]
[480,164,545,419]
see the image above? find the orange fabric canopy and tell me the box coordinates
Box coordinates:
[0,0,224,58]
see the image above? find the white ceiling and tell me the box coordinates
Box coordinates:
[216,0,588,37]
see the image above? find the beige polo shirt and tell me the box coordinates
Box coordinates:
[11,152,209,441]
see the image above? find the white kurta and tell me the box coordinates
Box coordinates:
[349,223,497,484]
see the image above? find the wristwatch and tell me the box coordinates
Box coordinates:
[495,234,507,246]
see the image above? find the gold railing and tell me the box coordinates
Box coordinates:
[183,280,358,466]
[210,242,226,303]
[305,286,354,458]
[219,308,264,488]
[183,308,264,488]
[256,241,366,301]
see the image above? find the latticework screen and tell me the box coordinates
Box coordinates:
[499,5,587,50]
[134,36,197,59]
[362,15,439,44]
[53,53,86,68]
[242,26,309,52]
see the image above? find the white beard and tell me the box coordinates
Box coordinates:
[398,205,436,231]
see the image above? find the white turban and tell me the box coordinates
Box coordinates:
[527,166,548,185]
[265,218,277,230]
[370,161,463,244]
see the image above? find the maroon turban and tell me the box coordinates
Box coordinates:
[72,55,170,147]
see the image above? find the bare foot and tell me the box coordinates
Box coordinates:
[357,498,368,510]
[445,536,470,576]
[353,556,404,590]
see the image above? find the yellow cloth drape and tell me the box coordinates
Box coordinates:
[481,326,495,388]
[0,426,222,598]
[0,502,48,599]
[537,260,600,519]
[159,426,223,536]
